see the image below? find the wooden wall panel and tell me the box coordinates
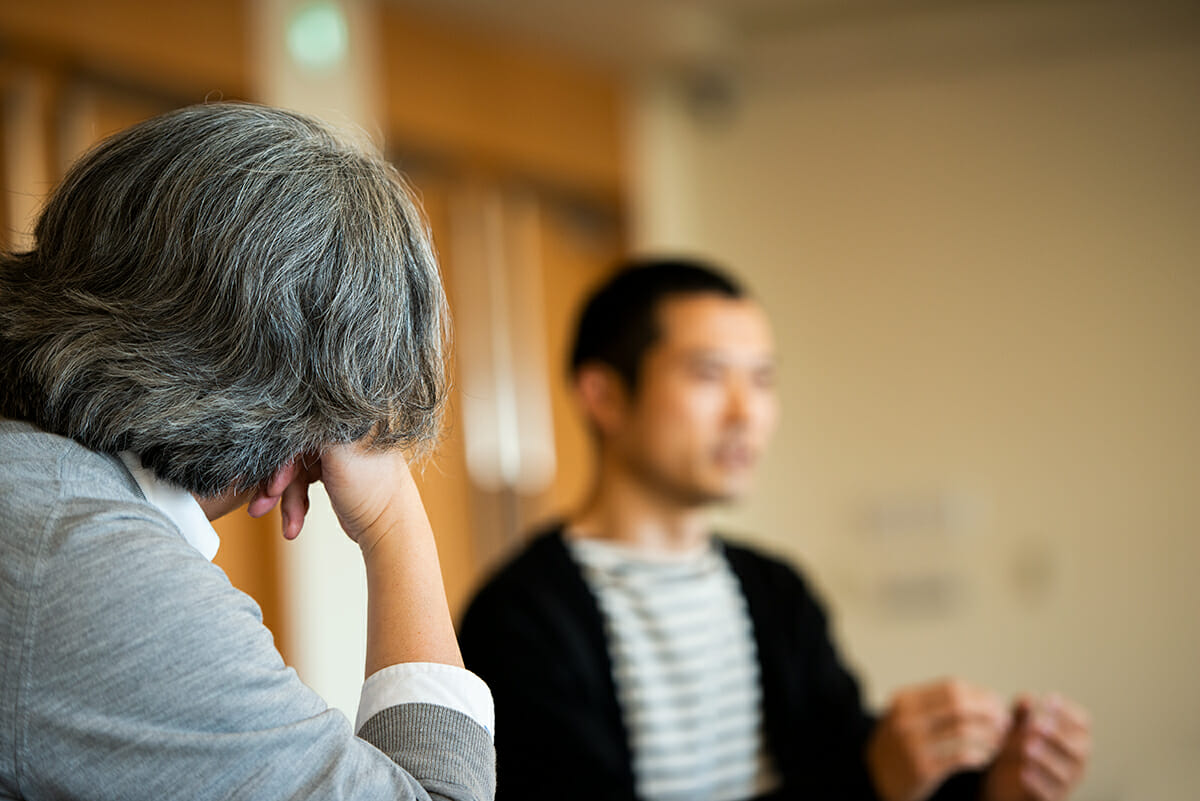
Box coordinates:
[381,5,625,206]
[398,166,624,616]
[400,169,487,621]
[524,200,622,526]
[0,0,248,101]
[378,8,631,614]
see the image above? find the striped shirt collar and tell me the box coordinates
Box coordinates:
[563,529,716,568]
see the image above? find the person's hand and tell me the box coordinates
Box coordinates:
[247,441,459,672]
[245,441,419,552]
[866,678,1011,801]
[246,453,320,540]
[315,441,423,554]
[981,693,1091,801]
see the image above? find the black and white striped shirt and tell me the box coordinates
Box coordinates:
[568,537,781,801]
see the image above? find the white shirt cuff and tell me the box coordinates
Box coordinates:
[355,662,494,739]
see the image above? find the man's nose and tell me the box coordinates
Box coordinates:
[724,378,752,423]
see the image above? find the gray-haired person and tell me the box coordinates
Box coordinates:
[0,104,494,800]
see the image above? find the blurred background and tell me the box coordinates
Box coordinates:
[2,1,1196,798]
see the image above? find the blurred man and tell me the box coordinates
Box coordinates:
[459,259,1089,801]
[0,104,493,800]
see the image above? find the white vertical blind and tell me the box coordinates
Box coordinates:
[449,183,557,495]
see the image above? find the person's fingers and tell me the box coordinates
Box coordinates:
[1021,706,1090,798]
[1040,723,1092,770]
[873,680,1013,798]
[1031,695,1092,762]
[247,458,302,518]
[926,717,1014,774]
[982,693,1090,801]
[893,680,1010,750]
[927,709,1010,748]
[1042,694,1091,739]
[1009,692,1036,724]
[1032,731,1085,785]
[266,458,302,496]
[279,469,313,541]
[1019,758,1066,801]
[246,493,280,518]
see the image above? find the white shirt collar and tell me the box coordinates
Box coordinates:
[118,451,221,561]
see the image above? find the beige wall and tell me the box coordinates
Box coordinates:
[632,8,1199,801]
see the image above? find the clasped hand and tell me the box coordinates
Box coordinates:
[867,679,1091,801]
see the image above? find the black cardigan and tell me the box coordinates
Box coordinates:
[459,527,982,801]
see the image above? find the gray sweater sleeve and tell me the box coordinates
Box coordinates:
[1,439,495,801]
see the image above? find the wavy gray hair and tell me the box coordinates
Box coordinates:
[0,102,448,497]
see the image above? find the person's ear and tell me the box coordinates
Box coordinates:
[575,364,630,437]
[246,458,302,518]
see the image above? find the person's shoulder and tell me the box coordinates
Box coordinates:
[717,533,800,572]
[0,419,144,533]
[0,418,77,477]
[459,520,601,640]
[0,424,255,677]
[714,535,842,638]
[0,419,136,493]
[459,521,602,679]
[482,520,571,582]
[716,534,820,598]
[0,419,210,585]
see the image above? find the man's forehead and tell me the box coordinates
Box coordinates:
[654,293,774,351]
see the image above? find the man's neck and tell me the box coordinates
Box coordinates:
[194,487,255,521]
[569,466,711,554]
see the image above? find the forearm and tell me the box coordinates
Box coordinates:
[360,469,463,676]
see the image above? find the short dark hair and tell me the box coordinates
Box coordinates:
[0,103,447,496]
[569,257,744,391]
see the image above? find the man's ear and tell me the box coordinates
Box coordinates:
[575,363,630,437]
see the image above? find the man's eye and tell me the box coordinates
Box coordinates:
[690,364,723,381]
